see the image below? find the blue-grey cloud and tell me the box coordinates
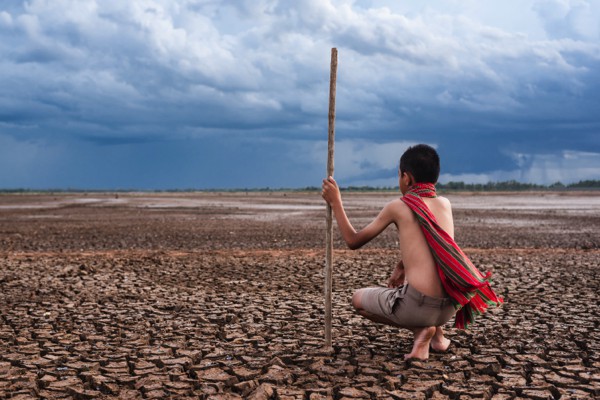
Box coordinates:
[0,0,599,188]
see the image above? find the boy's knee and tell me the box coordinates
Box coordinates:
[351,290,363,310]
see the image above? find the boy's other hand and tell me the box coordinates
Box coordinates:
[387,261,405,288]
[321,176,341,207]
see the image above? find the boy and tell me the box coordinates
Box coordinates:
[321,144,502,360]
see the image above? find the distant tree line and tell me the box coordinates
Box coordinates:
[1,179,599,193]
[333,179,600,192]
[436,179,600,191]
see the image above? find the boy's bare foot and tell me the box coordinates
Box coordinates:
[430,336,451,352]
[430,326,451,352]
[404,326,435,360]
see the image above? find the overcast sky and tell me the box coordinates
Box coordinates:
[1,0,599,189]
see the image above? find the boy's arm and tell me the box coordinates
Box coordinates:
[322,177,395,250]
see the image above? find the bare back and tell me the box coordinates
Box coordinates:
[391,196,454,298]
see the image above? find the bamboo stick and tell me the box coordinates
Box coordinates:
[325,47,337,350]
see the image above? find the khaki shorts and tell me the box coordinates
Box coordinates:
[359,284,456,328]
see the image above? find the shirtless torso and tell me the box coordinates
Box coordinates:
[394,195,454,298]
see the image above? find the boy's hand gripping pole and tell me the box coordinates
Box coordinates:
[325,48,337,350]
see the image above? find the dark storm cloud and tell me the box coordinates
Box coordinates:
[0,0,599,188]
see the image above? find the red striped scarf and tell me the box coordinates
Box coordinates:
[401,183,503,329]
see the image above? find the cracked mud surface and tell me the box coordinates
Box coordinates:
[1,192,599,399]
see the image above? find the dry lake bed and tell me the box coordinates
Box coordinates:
[0,191,599,399]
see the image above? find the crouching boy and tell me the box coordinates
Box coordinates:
[321,144,502,360]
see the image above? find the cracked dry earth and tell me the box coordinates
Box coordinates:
[0,192,599,399]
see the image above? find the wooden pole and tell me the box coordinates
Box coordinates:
[325,47,337,350]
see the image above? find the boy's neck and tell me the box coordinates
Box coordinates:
[408,182,437,198]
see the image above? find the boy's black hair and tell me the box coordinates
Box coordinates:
[399,144,440,183]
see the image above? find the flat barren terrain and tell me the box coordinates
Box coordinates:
[0,191,599,399]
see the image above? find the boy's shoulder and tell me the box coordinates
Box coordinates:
[384,194,451,213]
[391,194,452,214]
[437,195,452,209]
[382,197,413,218]
[425,195,453,212]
